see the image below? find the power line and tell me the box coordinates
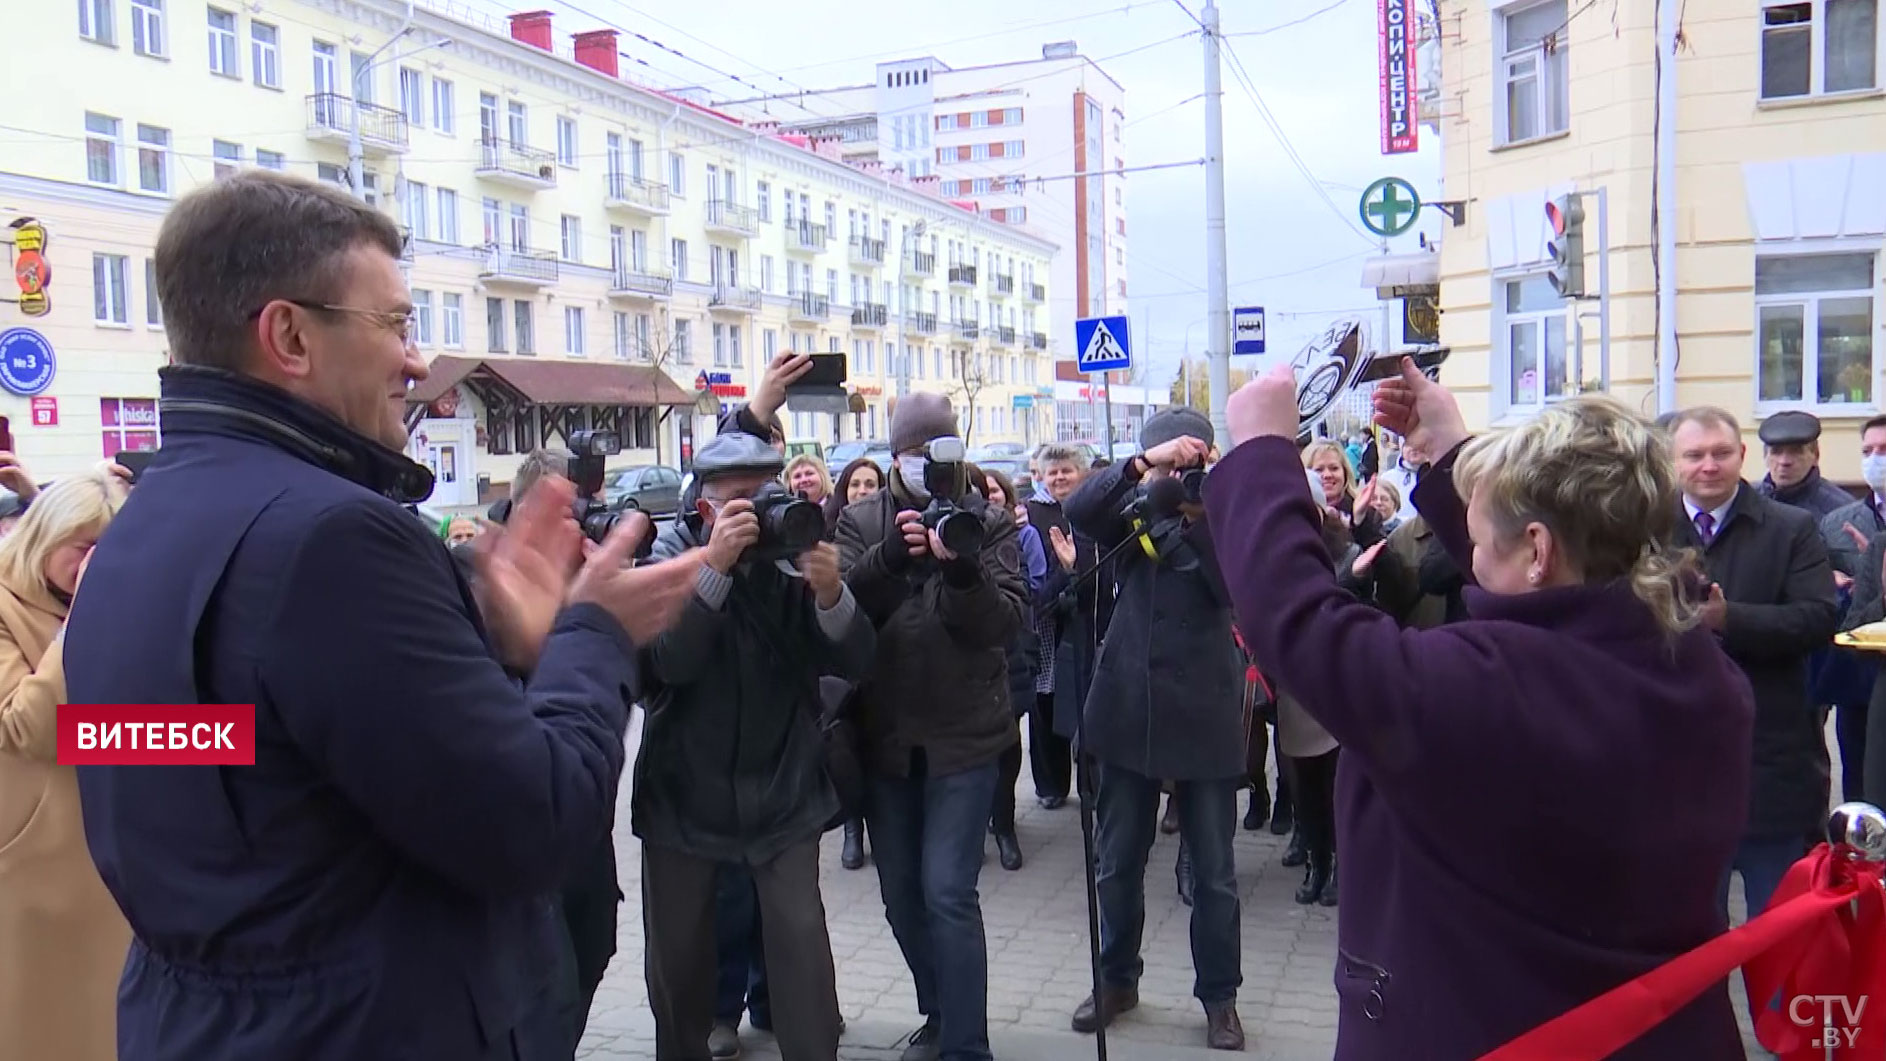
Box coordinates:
[1217,40,1376,245]
[1226,0,1354,37]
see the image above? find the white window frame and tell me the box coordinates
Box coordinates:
[442,293,463,348]
[1493,0,1570,147]
[144,258,162,327]
[405,180,430,240]
[80,0,116,45]
[1753,243,1881,413]
[85,112,120,185]
[250,22,279,88]
[613,311,630,360]
[669,152,686,197]
[560,214,581,263]
[207,7,238,77]
[212,139,241,180]
[412,289,435,346]
[435,187,458,244]
[565,305,586,356]
[674,318,693,364]
[129,0,163,57]
[1759,0,1883,101]
[556,116,578,167]
[636,313,652,360]
[430,77,455,133]
[94,253,130,325]
[255,148,284,170]
[1491,270,1571,415]
[713,321,728,366]
[136,123,169,194]
[399,67,424,126]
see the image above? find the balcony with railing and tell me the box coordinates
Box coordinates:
[905,311,938,335]
[992,273,1015,297]
[1028,331,1048,351]
[849,236,886,267]
[709,283,762,314]
[476,137,557,191]
[851,302,888,330]
[1025,281,1045,303]
[902,251,935,278]
[479,246,559,287]
[990,325,1017,347]
[952,319,980,342]
[305,94,409,155]
[604,172,670,216]
[788,222,828,255]
[608,265,673,301]
[949,265,978,288]
[789,292,831,323]
[705,201,759,238]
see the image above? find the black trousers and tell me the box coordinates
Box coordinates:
[643,840,840,1061]
[1285,749,1339,863]
[992,733,1023,833]
[1030,692,1072,800]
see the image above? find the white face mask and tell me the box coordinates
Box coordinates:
[1863,453,1886,492]
[897,455,930,500]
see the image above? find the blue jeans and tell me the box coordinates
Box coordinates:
[1719,834,1810,925]
[867,753,999,1061]
[714,862,771,1028]
[1094,764,1242,1004]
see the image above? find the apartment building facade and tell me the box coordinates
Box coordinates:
[710,45,1129,386]
[1,0,1056,505]
[1434,0,1886,481]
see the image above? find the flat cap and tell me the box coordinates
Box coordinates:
[693,431,787,481]
[1758,410,1822,447]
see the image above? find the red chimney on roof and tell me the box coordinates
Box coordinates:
[572,29,617,76]
[508,10,553,51]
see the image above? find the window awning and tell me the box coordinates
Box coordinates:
[1360,251,1440,297]
[407,355,696,408]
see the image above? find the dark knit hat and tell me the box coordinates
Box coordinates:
[1140,406,1214,451]
[890,393,961,454]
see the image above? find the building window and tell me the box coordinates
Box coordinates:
[251,22,279,87]
[1498,274,1568,407]
[144,258,162,326]
[757,180,772,222]
[486,297,506,352]
[136,123,169,193]
[761,255,775,293]
[436,187,458,243]
[713,321,728,366]
[556,116,577,166]
[212,139,241,179]
[505,100,526,146]
[513,299,535,355]
[256,148,283,170]
[564,305,586,355]
[1496,0,1569,146]
[399,67,424,126]
[669,152,686,197]
[207,8,237,76]
[636,313,652,360]
[85,112,120,185]
[100,398,160,458]
[402,181,429,239]
[412,289,435,346]
[129,0,163,56]
[674,319,693,363]
[442,293,463,348]
[80,0,115,45]
[560,214,581,262]
[730,324,743,368]
[1762,0,1879,99]
[93,253,129,324]
[1756,251,1877,407]
[430,77,454,133]
[613,311,630,359]
[671,238,688,281]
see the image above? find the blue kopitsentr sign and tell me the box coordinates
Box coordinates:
[0,328,56,397]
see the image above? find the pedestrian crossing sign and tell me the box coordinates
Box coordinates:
[1075,315,1132,375]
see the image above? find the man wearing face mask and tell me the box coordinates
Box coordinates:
[1060,407,1248,1051]
[632,432,875,1061]
[834,394,1025,1061]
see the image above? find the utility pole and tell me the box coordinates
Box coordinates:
[349,3,416,203]
[1201,0,1232,443]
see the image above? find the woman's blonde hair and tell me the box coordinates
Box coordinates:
[783,454,832,499]
[1301,441,1356,499]
[1453,396,1699,634]
[0,471,126,596]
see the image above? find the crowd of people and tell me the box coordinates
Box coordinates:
[0,167,1874,1061]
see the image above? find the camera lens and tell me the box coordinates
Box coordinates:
[935,510,986,557]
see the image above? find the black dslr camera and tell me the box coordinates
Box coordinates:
[1179,467,1208,505]
[917,436,986,557]
[567,429,651,558]
[746,480,826,562]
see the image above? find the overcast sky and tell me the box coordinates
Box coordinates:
[463,0,1442,391]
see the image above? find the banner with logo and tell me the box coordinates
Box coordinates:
[1378,0,1419,155]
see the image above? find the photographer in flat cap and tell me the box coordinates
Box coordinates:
[632,432,876,1061]
[1757,410,1854,518]
[835,393,1025,1061]
[1060,406,1248,1051]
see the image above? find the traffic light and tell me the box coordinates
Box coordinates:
[1545,194,1586,298]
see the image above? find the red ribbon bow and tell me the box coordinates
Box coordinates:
[1479,843,1886,1060]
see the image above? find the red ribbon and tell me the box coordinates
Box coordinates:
[1479,844,1886,1060]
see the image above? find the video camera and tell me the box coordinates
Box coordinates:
[566,429,651,558]
[745,480,827,562]
[917,436,986,557]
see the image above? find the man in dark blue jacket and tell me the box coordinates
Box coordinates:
[64,170,703,1061]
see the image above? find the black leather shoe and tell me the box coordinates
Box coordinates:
[841,819,865,870]
[1269,789,1294,836]
[1295,856,1332,905]
[994,829,1024,871]
[1280,829,1307,868]
[1318,859,1339,907]
[1205,1000,1246,1051]
[1040,794,1067,810]
[1071,985,1139,1033]
[1175,844,1195,907]
[898,1019,940,1061]
[1242,789,1269,831]
[1160,794,1181,835]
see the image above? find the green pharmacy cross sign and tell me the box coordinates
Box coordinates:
[1359,177,1422,238]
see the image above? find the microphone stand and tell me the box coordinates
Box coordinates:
[1054,524,1150,1061]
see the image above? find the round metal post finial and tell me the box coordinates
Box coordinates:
[1826,802,1886,863]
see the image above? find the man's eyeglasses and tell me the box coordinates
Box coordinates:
[250,299,416,343]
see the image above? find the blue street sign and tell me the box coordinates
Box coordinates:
[1074,315,1131,375]
[1234,306,1266,355]
[0,328,56,397]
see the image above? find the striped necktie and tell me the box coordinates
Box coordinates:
[1694,511,1716,546]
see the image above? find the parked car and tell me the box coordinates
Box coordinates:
[602,464,684,516]
[785,438,825,462]
[978,441,1027,457]
[830,440,893,473]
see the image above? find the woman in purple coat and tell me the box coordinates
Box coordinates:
[1203,361,1754,1060]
